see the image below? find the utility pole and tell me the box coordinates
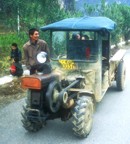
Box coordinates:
[17,7,20,34]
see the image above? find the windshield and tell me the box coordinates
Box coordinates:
[51,31,98,62]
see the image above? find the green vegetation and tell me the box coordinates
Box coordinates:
[0,32,28,74]
[0,0,130,73]
[0,0,77,57]
[0,0,76,73]
[84,1,130,44]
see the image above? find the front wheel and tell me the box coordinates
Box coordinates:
[72,96,94,138]
[21,90,44,132]
[21,107,43,132]
[116,61,126,91]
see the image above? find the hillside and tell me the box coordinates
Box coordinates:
[75,0,130,11]
[75,0,130,5]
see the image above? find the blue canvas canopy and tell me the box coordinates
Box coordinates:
[40,16,116,32]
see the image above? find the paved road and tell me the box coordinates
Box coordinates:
[0,49,130,144]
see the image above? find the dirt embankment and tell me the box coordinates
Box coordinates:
[0,78,27,108]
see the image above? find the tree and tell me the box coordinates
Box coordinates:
[84,1,124,45]
[63,0,75,12]
[118,4,130,42]
[0,0,72,32]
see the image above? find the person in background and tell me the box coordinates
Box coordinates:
[10,43,23,77]
[23,28,50,75]
[72,33,81,40]
[82,35,89,40]
[10,43,22,62]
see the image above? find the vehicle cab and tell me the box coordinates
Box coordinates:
[41,16,117,102]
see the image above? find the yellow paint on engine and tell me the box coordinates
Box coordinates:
[59,60,77,70]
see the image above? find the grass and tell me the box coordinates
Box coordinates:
[0,32,28,74]
[0,32,27,54]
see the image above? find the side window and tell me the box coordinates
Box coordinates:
[51,31,67,59]
[102,40,109,59]
[101,32,110,60]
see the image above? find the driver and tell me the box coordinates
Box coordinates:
[23,28,50,74]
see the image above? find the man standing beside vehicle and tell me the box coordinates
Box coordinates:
[23,28,50,74]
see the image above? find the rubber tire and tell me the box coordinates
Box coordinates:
[72,96,94,138]
[21,90,43,132]
[116,61,126,91]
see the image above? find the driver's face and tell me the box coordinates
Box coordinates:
[30,31,39,41]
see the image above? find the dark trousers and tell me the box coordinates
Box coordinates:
[30,66,37,75]
[30,63,52,75]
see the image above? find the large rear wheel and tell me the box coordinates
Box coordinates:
[116,61,126,91]
[72,96,94,138]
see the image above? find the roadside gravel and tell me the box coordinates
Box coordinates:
[0,78,26,108]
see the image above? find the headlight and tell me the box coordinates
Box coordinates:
[37,52,47,63]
